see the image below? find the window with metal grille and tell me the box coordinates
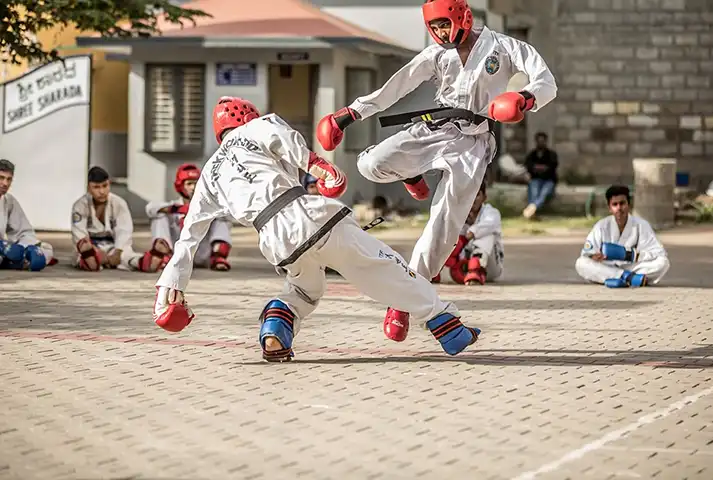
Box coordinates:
[145,64,205,153]
[345,68,376,152]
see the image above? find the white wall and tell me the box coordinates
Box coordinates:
[0,56,92,231]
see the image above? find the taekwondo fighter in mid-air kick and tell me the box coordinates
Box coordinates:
[316,0,557,342]
[152,96,482,362]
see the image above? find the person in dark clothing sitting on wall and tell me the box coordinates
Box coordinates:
[522,132,558,219]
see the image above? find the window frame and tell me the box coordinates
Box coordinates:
[344,67,377,153]
[144,63,206,155]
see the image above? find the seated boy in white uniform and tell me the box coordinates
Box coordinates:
[434,183,504,285]
[575,185,670,288]
[0,159,55,271]
[145,163,233,271]
[71,167,162,272]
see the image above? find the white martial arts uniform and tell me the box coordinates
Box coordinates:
[465,203,504,281]
[70,192,141,270]
[146,199,232,268]
[351,25,557,280]
[0,193,54,260]
[575,215,670,285]
[156,114,458,334]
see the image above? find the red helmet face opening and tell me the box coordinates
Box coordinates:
[174,163,201,199]
[212,96,260,143]
[422,0,473,49]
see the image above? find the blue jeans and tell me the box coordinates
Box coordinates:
[527,179,555,209]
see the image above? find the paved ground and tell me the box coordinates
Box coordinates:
[2,225,713,480]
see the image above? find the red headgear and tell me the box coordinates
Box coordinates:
[212,96,260,143]
[174,163,201,199]
[422,0,473,49]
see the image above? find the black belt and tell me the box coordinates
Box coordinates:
[378,107,493,131]
[253,185,308,232]
[276,207,351,267]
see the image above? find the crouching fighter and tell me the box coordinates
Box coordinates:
[0,159,55,271]
[575,185,670,288]
[71,167,164,272]
[316,0,557,341]
[146,163,233,271]
[153,96,482,361]
[435,183,504,285]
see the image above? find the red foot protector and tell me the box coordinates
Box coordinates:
[383,307,410,342]
[153,287,195,332]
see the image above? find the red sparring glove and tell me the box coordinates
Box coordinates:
[488,91,536,124]
[153,286,194,332]
[316,107,358,151]
[308,152,348,198]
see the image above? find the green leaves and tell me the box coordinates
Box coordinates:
[1,0,211,65]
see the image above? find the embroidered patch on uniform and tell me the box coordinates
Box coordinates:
[72,212,82,224]
[584,241,593,251]
[484,54,500,75]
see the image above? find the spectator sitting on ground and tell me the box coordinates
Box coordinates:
[523,132,558,219]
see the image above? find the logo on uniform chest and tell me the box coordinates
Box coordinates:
[484,52,500,75]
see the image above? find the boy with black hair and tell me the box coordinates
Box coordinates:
[575,185,670,288]
[0,159,55,271]
[71,166,166,272]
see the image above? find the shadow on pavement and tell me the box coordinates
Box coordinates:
[259,343,713,369]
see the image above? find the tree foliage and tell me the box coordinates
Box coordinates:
[1,0,211,65]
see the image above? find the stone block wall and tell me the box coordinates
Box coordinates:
[525,0,713,189]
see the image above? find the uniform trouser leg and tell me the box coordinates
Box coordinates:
[576,256,670,285]
[629,256,670,284]
[274,241,329,337]
[150,215,175,248]
[356,123,492,280]
[194,218,233,267]
[575,257,624,284]
[469,234,504,281]
[38,242,53,260]
[319,218,459,324]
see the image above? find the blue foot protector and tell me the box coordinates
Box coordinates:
[259,299,296,362]
[426,313,479,356]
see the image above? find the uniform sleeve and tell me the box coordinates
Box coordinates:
[6,196,39,246]
[348,47,439,120]
[635,220,667,262]
[155,176,224,292]
[146,200,176,218]
[113,198,135,251]
[580,223,602,257]
[470,205,502,240]
[499,33,558,112]
[70,199,90,246]
[263,117,312,171]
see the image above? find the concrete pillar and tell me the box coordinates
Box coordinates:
[632,158,677,229]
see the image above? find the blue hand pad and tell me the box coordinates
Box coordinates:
[24,245,47,272]
[426,313,478,356]
[602,242,628,261]
[259,300,296,361]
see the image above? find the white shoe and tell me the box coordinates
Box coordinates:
[523,203,537,219]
